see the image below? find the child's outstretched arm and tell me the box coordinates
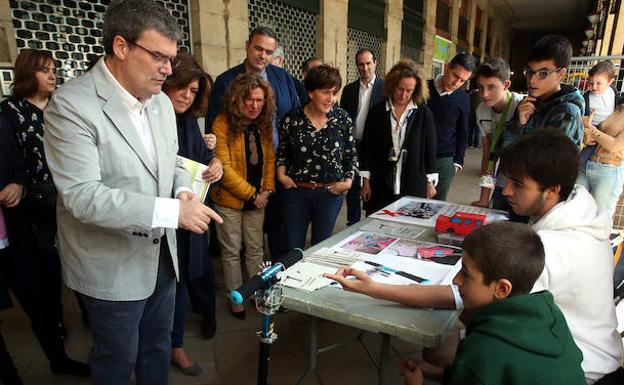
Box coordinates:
[324,267,457,309]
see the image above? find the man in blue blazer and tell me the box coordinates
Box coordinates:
[205,26,300,261]
[340,49,384,225]
[204,26,300,145]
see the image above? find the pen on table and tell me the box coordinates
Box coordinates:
[364,261,427,283]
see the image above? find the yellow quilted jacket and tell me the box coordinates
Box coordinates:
[210,114,276,210]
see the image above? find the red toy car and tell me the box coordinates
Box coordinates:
[435,212,487,236]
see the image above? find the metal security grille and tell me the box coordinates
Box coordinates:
[8,0,191,84]
[401,44,421,64]
[248,0,318,81]
[564,55,624,94]
[346,27,382,83]
[563,55,624,230]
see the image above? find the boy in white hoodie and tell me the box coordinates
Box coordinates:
[327,130,623,384]
[499,130,622,384]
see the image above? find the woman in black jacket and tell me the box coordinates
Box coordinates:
[0,49,88,379]
[360,59,437,215]
[163,52,223,376]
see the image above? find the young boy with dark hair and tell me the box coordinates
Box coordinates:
[505,35,584,148]
[500,130,623,384]
[579,61,623,170]
[584,61,621,122]
[469,57,524,210]
[401,221,586,385]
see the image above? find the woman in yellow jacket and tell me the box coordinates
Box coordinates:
[210,73,276,319]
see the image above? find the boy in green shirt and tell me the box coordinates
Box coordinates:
[401,222,585,385]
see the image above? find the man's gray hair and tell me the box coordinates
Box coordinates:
[103,0,182,56]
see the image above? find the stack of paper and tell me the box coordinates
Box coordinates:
[178,155,211,202]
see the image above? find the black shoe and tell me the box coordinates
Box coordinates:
[200,316,217,340]
[171,359,202,376]
[50,358,90,377]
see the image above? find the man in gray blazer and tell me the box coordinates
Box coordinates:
[43,1,222,384]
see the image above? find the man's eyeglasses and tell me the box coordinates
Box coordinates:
[131,41,176,67]
[522,67,562,80]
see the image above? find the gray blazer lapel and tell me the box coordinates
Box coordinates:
[92,60,158,180]
[147,105,168,195]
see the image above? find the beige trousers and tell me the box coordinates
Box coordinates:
[214,204,265,291]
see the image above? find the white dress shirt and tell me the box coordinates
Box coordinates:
[360,99,418,195]
[354,75,376,141]
[101,60,184,230]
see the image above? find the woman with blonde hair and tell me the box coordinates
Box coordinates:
[211,73,276,319]
[360,59,437,215]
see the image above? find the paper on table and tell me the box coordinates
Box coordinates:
[370,196,508,227]
[177,155,211,202]
[328,231,462,285]
[278,261,336,292]
[359,219,426,240]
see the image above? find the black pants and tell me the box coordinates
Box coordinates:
[1,246,67,366]
[264,186,290,261]
[0,330,20,383]
[596,367,624,385]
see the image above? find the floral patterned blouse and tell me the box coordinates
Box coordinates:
[276,106,358,183]
[0,98,52,185]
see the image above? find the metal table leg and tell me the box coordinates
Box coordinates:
[296,316,318,385]
[378,333,391,385]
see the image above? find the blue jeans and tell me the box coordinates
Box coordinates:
[577,160,624,219]
[283,187,343,250]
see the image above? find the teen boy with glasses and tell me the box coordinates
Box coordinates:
[504,35,584,149]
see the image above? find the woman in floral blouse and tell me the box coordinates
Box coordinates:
[0,49,88,377]
[277,64,358,250]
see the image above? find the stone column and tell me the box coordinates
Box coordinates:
[449,0,460,57]
[601,12,616,56]
[190,0,249,77]
[381,0,403,74]
[610,2,624,68]
[479,12,488,61]
[318,0,349,84]
[421,0,437,76]
[467,0,477,53]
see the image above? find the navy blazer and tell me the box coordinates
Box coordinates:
[205,62,301,133]
[176,112,215,282]
[340,76,385,127]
